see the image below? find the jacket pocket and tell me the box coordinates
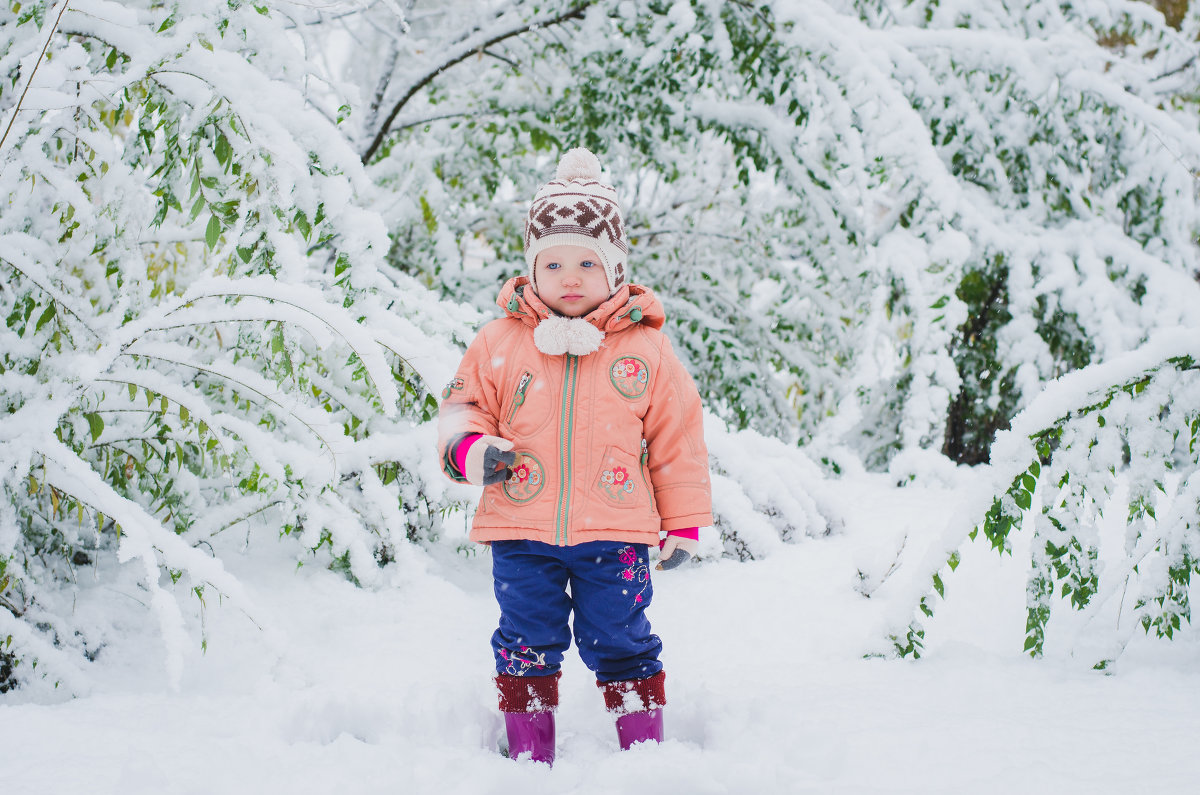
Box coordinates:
[502,370,552,437]
[506,371,534,425]
[594,445,648,510]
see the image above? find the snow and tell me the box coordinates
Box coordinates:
[4,0,1200,790]
[4,469,1198,794]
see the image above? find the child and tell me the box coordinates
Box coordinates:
[437,148,712,765]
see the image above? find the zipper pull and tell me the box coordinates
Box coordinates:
[508,371,533,423]
[641,438,649,465]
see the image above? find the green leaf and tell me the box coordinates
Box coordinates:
[179,405,190,423]
[334,253,350,279]
[215,134,233,169]
[205,214,221,249]
[293,210,311,240]
[189,195,206,223]
[84,412,104,442]
[1014,490,1032,511]
[35,303,56,333]
[128,382,137,401]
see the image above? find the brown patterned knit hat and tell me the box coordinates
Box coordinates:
[524,148,629,295]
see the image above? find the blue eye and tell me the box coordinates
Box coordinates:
[546,262,560,270]
[581,261,597,268]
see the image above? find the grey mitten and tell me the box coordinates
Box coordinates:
[655,548,692,571]
[655,535,698,571]
[464,435,516,486]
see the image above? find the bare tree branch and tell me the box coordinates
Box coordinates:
[360,1,593,164]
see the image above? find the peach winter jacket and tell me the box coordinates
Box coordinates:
[438,276,713,547]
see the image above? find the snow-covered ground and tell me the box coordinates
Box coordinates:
[3,472,1198,794]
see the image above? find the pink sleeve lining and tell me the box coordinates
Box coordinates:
[660,527,699,549]
[454,434,483,479]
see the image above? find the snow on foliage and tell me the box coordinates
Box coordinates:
[1,0,1198,691]
[0,0,466,691]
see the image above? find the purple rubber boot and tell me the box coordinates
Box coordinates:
[496,672,560,765]
[504,711,556,764]
[615,709,664,750]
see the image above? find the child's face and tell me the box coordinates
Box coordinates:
[533,245,610,317]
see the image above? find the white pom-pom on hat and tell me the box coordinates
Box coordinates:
[555,147,602,182]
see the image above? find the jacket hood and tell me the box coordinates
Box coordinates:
[496,276,666,334]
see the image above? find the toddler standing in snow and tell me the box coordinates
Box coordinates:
[437,148,713,764]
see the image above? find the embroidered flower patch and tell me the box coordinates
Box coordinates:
[609,356,650,400]
[599,465,637,502]
[503,453,544,503]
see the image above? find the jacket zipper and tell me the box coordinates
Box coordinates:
[640,438,657,515]
[556,355,579,546]
[507,371,533,424]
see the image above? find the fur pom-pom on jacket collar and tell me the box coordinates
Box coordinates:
[533,315,605,355]
[496,277,665,358]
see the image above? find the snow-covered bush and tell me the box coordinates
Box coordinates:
[358,0,1200,463]
[0,0,465,692]
[890,333,1200,664]
[4,0,1200,690]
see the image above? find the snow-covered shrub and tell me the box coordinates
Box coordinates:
[4,0,1200,691]
[0,0,465,692]
[891,334,1200,664]
[356,0,1200,468]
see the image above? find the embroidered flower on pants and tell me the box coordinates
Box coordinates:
[617,545,650,608]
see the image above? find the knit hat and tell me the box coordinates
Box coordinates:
[524,148,629,296]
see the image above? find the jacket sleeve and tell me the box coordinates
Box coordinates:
[437,326,504,483]
[642,333,713,531]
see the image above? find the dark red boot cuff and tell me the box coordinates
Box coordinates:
[597,670,666,714]
[495,671,561,713]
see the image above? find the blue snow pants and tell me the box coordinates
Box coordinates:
[490,539,663,683]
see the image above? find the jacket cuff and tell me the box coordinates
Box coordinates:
[453,433,483,480]
[659,513,712,533]
[442,432,476,483]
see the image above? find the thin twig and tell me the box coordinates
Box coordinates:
[0,0,71,155]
